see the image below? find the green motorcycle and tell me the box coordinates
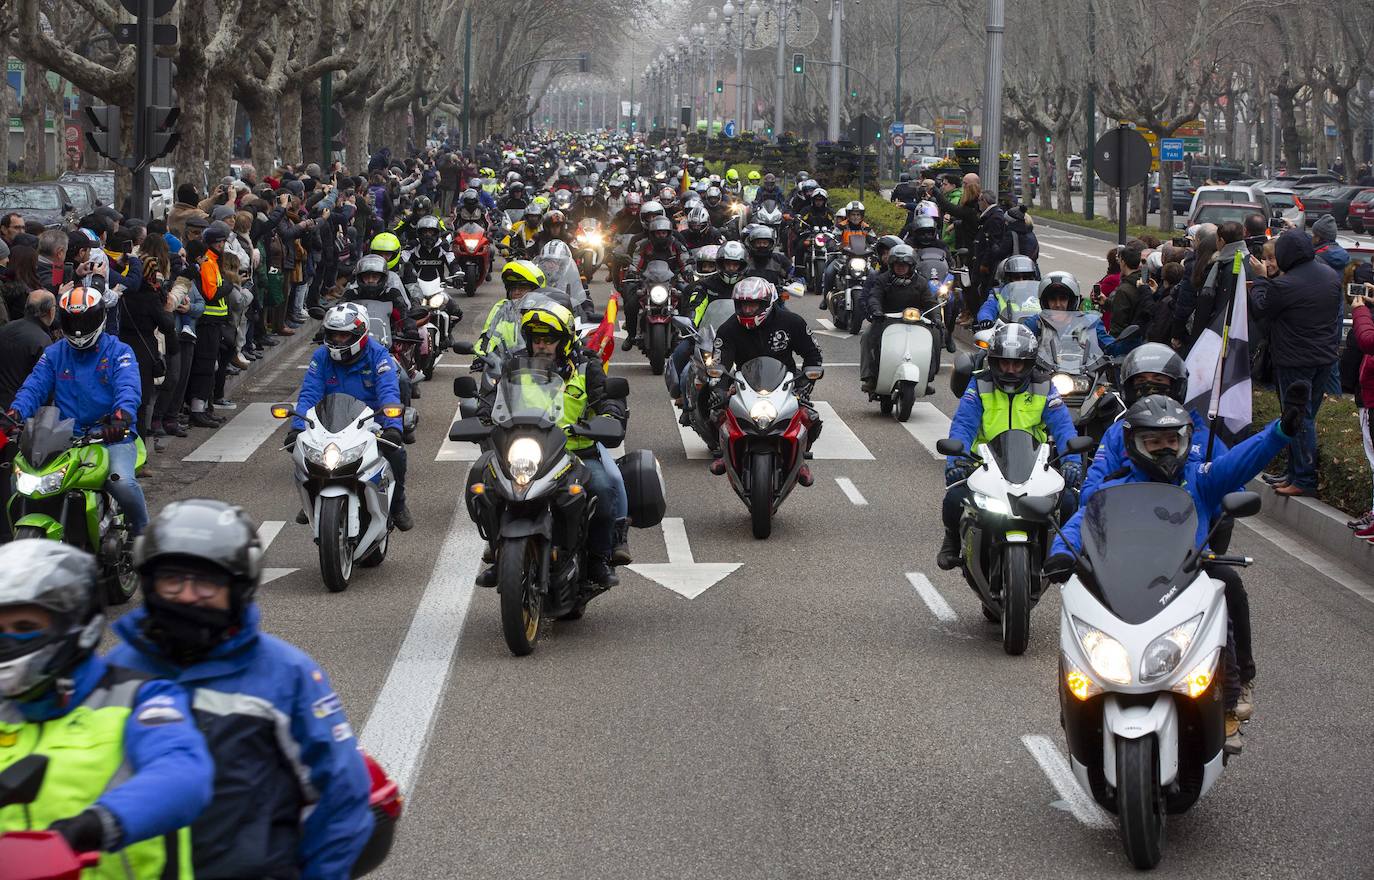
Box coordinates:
[8,406,146,605]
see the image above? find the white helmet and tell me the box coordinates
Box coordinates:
[321,302,371,363]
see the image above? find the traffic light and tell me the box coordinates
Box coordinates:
[1045,135,1051,144]
[84,106,122,163]
[577,52,591,74]
[792,54,804,75]
[849,87,858,98]
[716,79,724,93]
[766,125,774,136]
[143,105,180,163]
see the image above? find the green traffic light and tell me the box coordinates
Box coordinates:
[849,89,858,98]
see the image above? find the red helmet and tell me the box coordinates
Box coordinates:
[732,276,776,329]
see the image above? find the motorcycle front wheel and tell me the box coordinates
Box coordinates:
[1116,735,1166,869]
[1001,543,1031,655]
[498,535,543,656]
[895,381,917,423]
[647,323,668,375]
[319,495,354,593]
[748,452,775,539]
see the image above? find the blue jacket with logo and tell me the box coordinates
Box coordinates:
[293,339,402,431]
[1082,409,1227,509]
[109,605,374,880]
[1052,421,1288,556]
[11,335,142,436]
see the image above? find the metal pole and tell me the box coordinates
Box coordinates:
[1083,0,1095,220]
[979,0,1005,200]
[708,46,717,137]
[737,27,747,132]
[774,0,787,140]
[131,0,154,220]
[1116,123,1128,245]
[827,0,842,142]
[893,1,902,179]
[461,10,472,150]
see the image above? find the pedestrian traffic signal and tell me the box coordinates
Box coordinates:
[84,106,122,163]
[143,105,180,163]
[716,80,724,93]
[792,54,804,75]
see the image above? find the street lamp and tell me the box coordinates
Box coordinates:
[763,0,802,141]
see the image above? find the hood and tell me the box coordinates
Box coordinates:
[1274,227,1314,272]
[112,603,263,681]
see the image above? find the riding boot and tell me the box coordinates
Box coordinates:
[612,518,633,565]
[937,529,962,571]
[587,555,619,587]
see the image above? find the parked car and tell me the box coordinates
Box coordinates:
[1295,184,1373,228]
[1187,164,1250,185]
[1187,185,1271,220]
[1148,173,1195,214]
[0,182,77,228]
[57,180,98,218]
[58,171,115,208]
[1188,201,1267,229]
[1346,189,1374,233]
[1261,188,1307,229]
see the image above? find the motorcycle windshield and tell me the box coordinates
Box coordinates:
[701,299,736,333]
[736,357,791,394]
[504,209,524,227]
[457,223,486,239]
[1037,310,1104,374]
[984,430,1040,485]
[999,281,1042,320]
[315,394,369,433]
[352,299,394,346]
[844,233,869,256]
[20,407,75,469]
[1080,482,1199,625]
[643,260,675,285]
[535,255,583,300]
[491,357,565,428]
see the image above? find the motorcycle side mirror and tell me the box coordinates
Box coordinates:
[802,365,824,382]
[402,406,419,431]
[307,307,326,320]
[956,248,971,258]
[448,418,492,442]
[1065,435,1096,455]
[1221,490,1262,519]
[453,376,479,398]
[1114,324,1141,346]
[672,315,695,334]
[604,377,630,399]
[0,754,48,809]
[949,352,974,397]
[1012,495,1058,520]
[452,341,475,355]
[935,438,966,457]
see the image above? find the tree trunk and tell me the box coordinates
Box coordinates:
[21,62,51,178]
[279,89,302,168]
[1312,98,1329,173]
[0,35,12,183]
[1333,84,1354,176]
[341,93,370,171]
[299,81,323,169]
[1276,81,1301,173]
[1054,123,1073,214]
[211,93,234,179]
[173,62,209,196]
[1019,132,1033,207]
[1225,95,1238,158]
[246,99,277,180]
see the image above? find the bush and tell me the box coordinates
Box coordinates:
[1250,387,1369,516]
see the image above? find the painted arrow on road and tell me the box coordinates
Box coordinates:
[628,517,741,600]
[256,520,299,585]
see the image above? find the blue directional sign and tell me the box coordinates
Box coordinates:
[1160,138,1184,162]
[890,121,905,137]
[724,120,737,137]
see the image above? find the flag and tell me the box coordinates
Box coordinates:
[1183,248,1252,443]
[679,164,691,197]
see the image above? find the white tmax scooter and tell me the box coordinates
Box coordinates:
[1030,482,1258,870]
[273,395,410,593]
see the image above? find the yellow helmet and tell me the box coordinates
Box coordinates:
[520,302,575,357]
[501,259,546,295]
[370,232,403,270]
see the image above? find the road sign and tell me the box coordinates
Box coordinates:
[724,120,736,137]
[1160,138,1184,162]
[908,131,935,151]
[890,121,904,137]
[1183,137,1203,154]
[890,134,905,148]
[1093,126,1152,189]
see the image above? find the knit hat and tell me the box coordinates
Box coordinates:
[210,204,236,222]
[164,233,184,254]
[1312,214,1339,242]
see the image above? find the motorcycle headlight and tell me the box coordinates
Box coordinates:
[649,285,670,305]
[15,468,65,496]
[507,436,543,487]
[1140,613,1202,683]
[1051,373,1076,396]
[972,492,1011,516]
[848,257,866,272]
[1063,655,1103,701]
[749,399,777,426]
[426,292,448,309]
[463,237,481,250]
[1172,647,1222,699]
[701,351,714,366]
[938,281,952,296]
[1072,617,1133,685]
[305,441,365,471]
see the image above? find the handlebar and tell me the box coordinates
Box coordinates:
[1202,553,1254,568]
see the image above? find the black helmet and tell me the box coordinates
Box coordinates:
[747,225,775,255]
[1120,342,1188,406]
[413,195,433,215]
[986,323,1039,393]
[0,541,102,701]
[875,234,903,260]
[416,214,441,248]
[1122,395,1193,483]
[888,244,917,286]
[459,189,481,210]
[133,499,264,663]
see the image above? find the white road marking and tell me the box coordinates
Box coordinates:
[900,402,953,459]
[835,476,867,506]
[818,317,837,330]
[255,520,298,584]
[183,403,285,463]
[810,401,875,460]
[435,402,482,461]
[906,572,957,622]
[815,328,852,339]
[677,421,715,460]
[628,517,741,599]
[359,505,483,794]
[1021,734,1115,829]
[1040,241,1105,261]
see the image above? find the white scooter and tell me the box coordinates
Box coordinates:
[272,395,408,593]
[869,299,946,422]
[1025,482,1258,869]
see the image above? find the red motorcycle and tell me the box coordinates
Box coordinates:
[0,751,403,880]
[452,222,491,297]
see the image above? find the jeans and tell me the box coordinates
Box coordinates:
[290,282,310,318]
[596,443,628,520]
[106,439,148,535]
[580,456,617,556]
[1274,363,1331,491]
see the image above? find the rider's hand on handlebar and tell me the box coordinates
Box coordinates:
[1043,553,1075,584]
[3,409,20,428]
[972,320,995,332]
[381,427,404,448]
[100,410,130,444]
[48,808,106,853]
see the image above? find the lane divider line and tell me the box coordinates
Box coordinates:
[835,476,867,506]
[1020,734,1115,829]
[906,572,957,622]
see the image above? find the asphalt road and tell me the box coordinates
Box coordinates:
[129,233,1374,878]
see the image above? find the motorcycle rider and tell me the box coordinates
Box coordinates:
[742,169,762,204]
[754,173,786,206]
[622,216,690,351]
[498,180,530,212]
[1046,386,1309,752]
[287,302,413,531]
[0,540,213,876]
[724,167,743,198]
[904,214,949,255]
[838,201,874,237]
[472,303,628,591]
[532,209,577,255]
[343,254,419,344]
[391,195,436,247]
[973,254,1040,327]
[704,186,732,228]
[743,224,793,287]
[456,189,490,229]
[503,204,543,258]
[475,260,547,357]
[109,499,374,879]
[7,286,149,534]
[668,243,738,402]
[710,277,824,484]
[682,206,724,250]
[859,244,946,392]
[569,186,607,227]
[404,214,459,289]
[938,323,1082,571]
[788,178,820,217]
[1014,272,1117,350]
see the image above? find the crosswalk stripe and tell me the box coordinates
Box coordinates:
[901,402,952,459]
[817,318,836,330]
[183,403,285,463]
[435,403,482,461]
[255,520,298,585]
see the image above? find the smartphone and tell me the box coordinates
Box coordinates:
[1171,237,1189,248]
[1346,282,1369,305]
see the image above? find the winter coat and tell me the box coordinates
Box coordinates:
[1248,229,1343,369]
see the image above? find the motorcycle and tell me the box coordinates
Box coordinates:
[452,222,492,297]
[711,357,824,539]
[937,430,1092,654]
[627,259,681,376]
[672,298,736,453]
[413,276,464,380]
[448,360,645,655]
[0,750,403,880]
[827,232,873,334]
[271,394,413,593]
[7,407,144,605]
[1029,483,1259,869]
[869,300,946,422]
[799,223,835,296]
[574,217,606,285]
[1036,309,1130,446]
